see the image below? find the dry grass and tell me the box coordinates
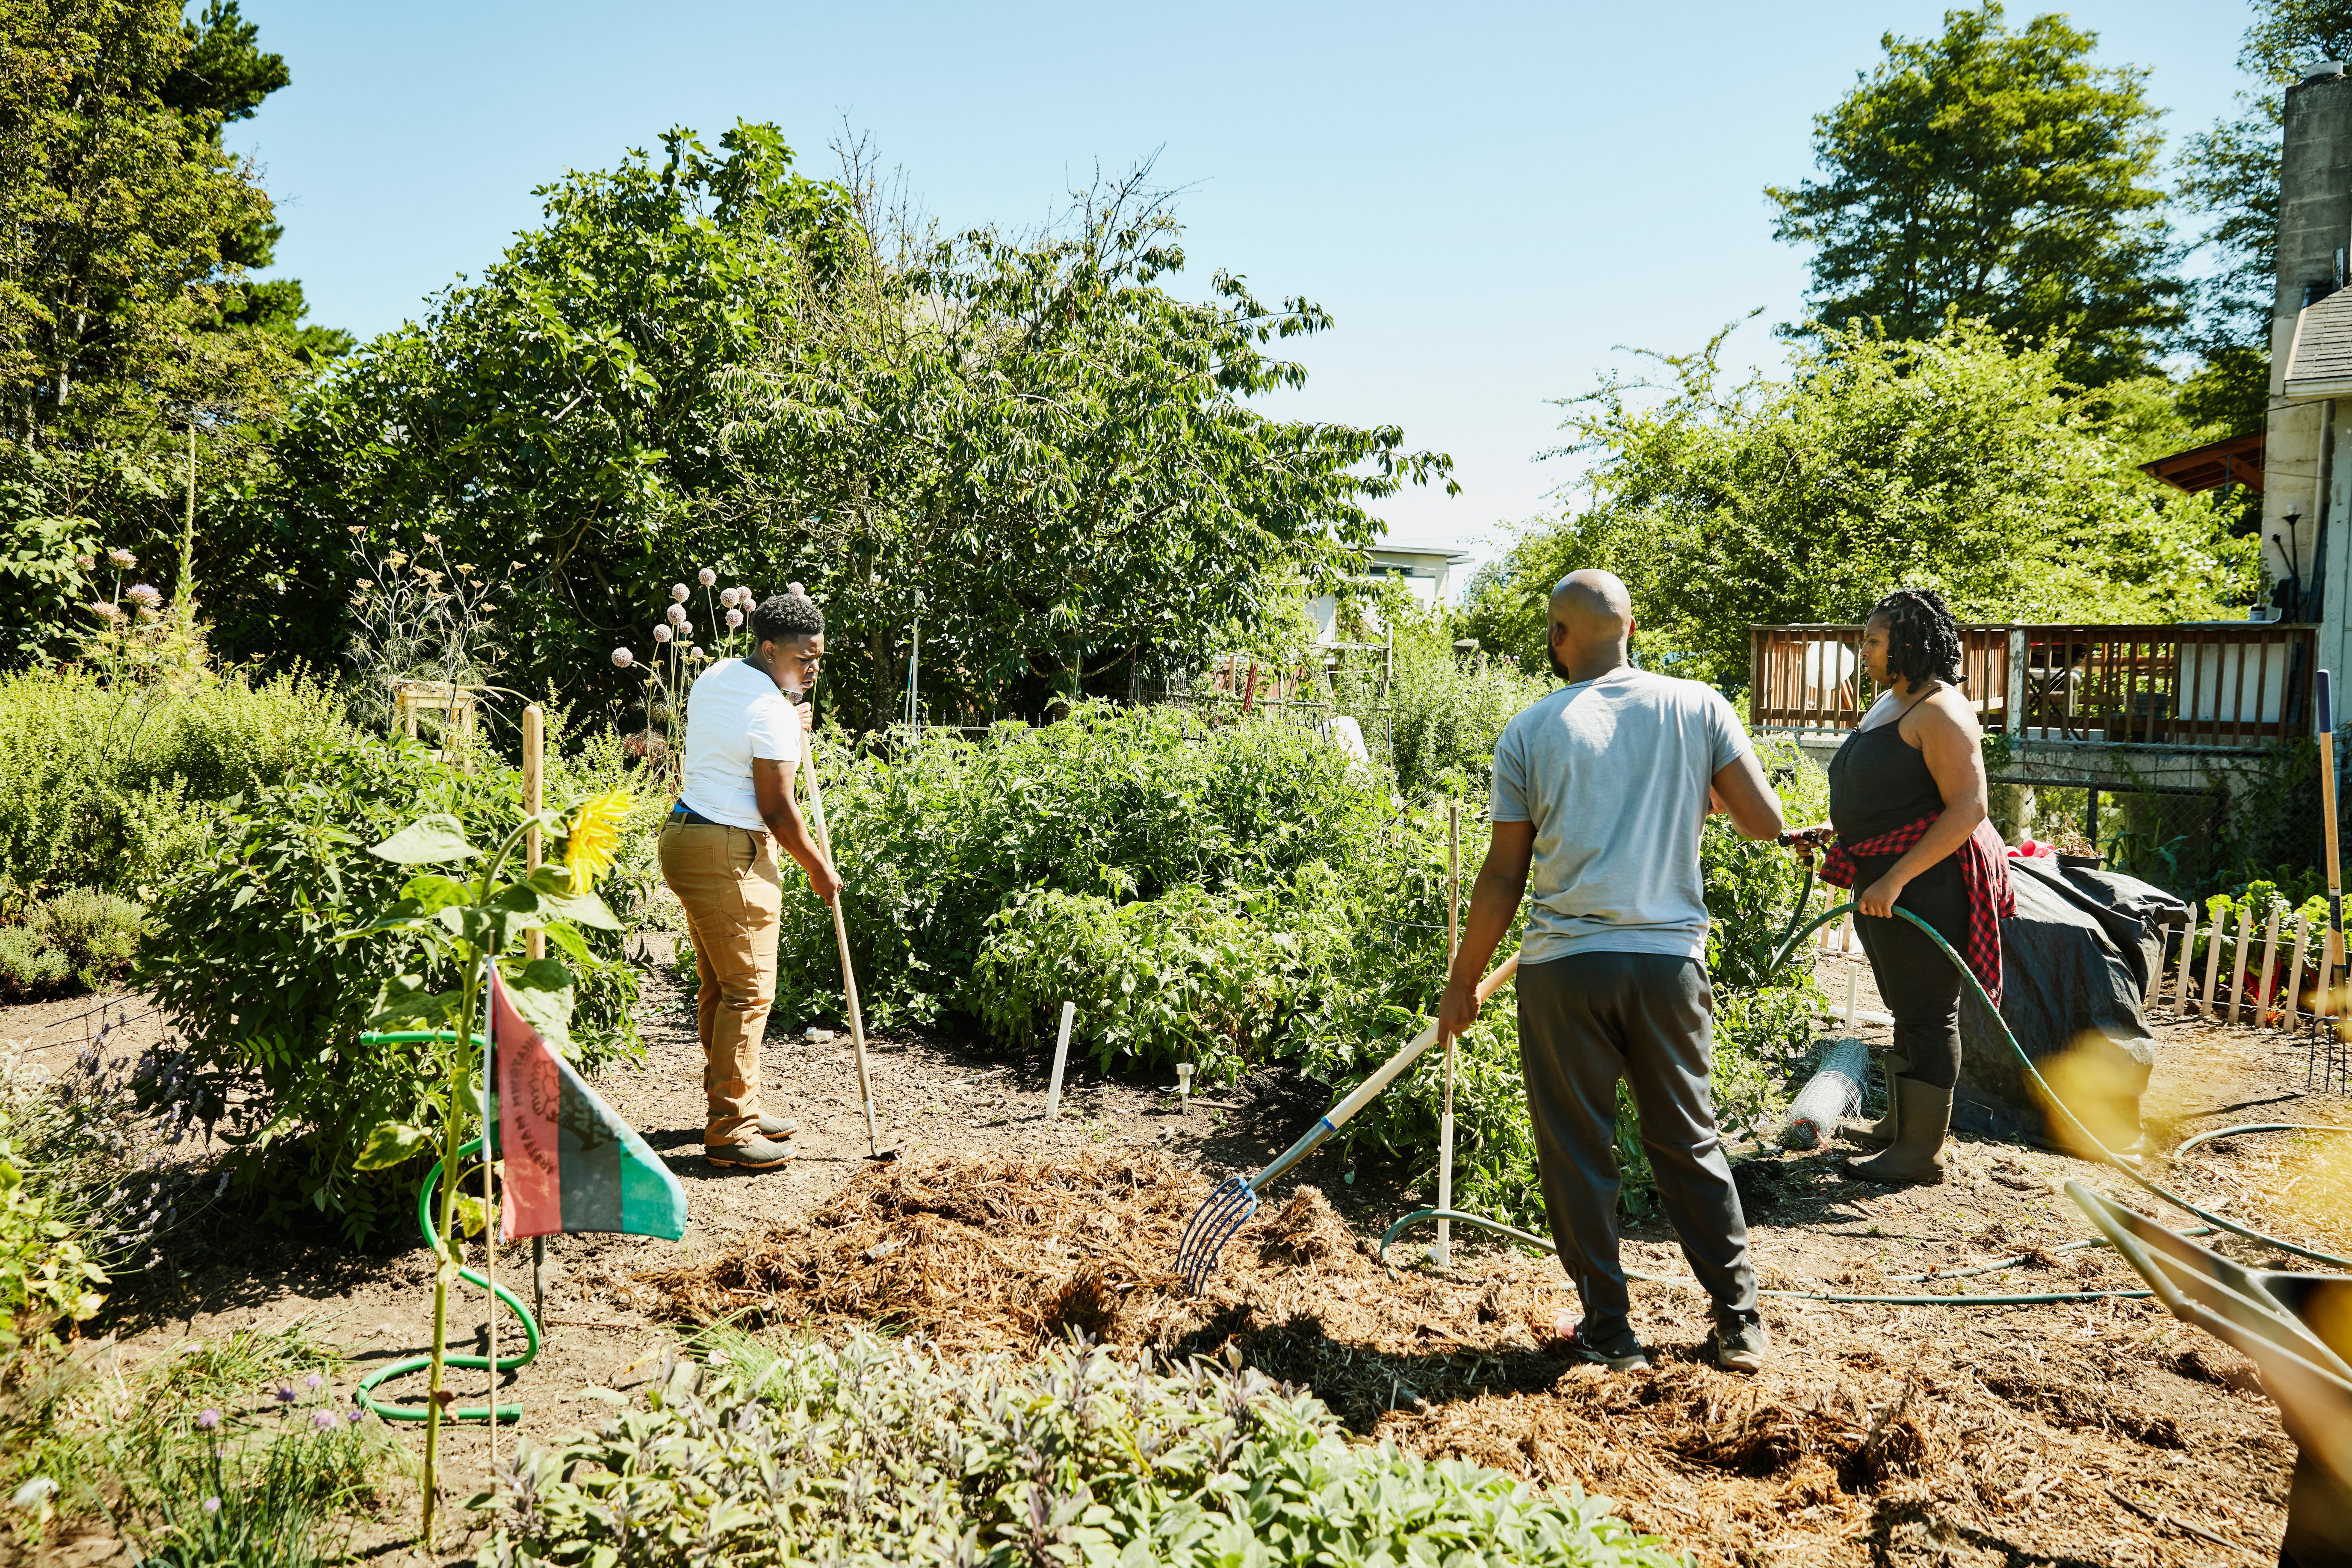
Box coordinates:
[644,1148,2296,1567]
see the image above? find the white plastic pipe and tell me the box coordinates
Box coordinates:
[1045,1001,1076,1121]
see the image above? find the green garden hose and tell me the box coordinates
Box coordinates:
[1381,900,2352,1302]
[354,1032,543,1425]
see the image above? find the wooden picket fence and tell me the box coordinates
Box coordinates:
[2147,904,2333,1029]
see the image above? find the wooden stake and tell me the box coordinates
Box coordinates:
[2286,911,2314,1028]
[2170,907,2199,1015]
[2198,911,2227,1019]
[1436,803,1460,1270]
[2227,902,2257,1025]
[521,705,546,1324]
[2321,670,2345,1021]
[1046,1001,1076,1121]
[2256,906,2285,1031]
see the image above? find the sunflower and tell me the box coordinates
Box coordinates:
[561,788,634,885]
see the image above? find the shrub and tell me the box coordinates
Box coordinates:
[0,927,69,1001]
[1335,609,1552,802]
[138,733,653,1243]
[0,666,348,912]
[477,1329,1683,1568]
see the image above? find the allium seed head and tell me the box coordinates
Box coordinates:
[670,583,690,602]
[697,567,716,586]
[667,604,688,626]
[612,647,635,668]
[718,588,739,608]
[653,624,673,643]
[725,608,743,628]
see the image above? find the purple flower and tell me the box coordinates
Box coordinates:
[697,567,716,587]
[304,1373,323,1391]
[106,547,135,568]
[125,583,161,607]
[346,1407,364,1424]
[195,1409,220,1429]
[670,583,690,602]
[312,1410,336,1431]
[612,648,635,668]
[653,624,673,644]
[201,1497,220,1516]
[273,1385,296,1404]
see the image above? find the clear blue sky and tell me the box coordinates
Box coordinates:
[233,0,2260,574]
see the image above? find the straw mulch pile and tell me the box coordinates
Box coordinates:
[644,1149,2294,1567]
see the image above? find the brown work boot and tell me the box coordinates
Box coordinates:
[1843,1079,1950,1186]
[706,1134,796,1170]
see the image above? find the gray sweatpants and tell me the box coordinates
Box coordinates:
[1517,951,1758,1330]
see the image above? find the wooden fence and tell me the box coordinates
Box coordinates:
[1750,623,2316,748]
[2146,904,2335,1030]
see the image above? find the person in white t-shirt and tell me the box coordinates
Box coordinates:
[656,586,842,1169]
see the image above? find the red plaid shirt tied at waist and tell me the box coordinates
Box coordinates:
[1816,816,2015,1006]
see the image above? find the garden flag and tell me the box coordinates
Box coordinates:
[492,972,687,1240]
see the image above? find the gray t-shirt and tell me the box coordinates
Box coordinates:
[1489,666,1751,965]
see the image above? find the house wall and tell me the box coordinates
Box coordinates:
[2272,71,2352,649]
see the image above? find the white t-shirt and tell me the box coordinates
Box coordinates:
[678,658,801,831]
[1489,666,1751,965]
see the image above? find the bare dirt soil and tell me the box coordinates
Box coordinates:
[7,946,2348,1568]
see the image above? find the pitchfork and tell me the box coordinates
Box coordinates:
[1175,952,1519,1292]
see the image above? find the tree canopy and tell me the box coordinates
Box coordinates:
[1767,3,2181,387]
[233,129,1450,720]
[0,0,343,662]
[1461,320,2257,688]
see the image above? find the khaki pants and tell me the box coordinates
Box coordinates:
[657,818,780,1146]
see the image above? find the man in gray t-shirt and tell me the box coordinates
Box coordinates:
[1439,570,1786,1374]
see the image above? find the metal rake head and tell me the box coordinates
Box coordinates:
[1175,1174,1259,1293]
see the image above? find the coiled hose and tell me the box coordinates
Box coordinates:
[1381,899,2352,1303]
[355,1031,541,1424]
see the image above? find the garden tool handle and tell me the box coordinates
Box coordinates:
[802,738,881,1155]
[2321,672,2343,991]
[1323,952,1519,1135]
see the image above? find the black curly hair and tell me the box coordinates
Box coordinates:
[1867,588,1962,690]
[752,584,824,642]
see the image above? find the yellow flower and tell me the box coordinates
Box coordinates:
[562,788,633,885]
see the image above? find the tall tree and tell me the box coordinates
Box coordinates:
[1462,320,2256,687]
[0,0,338,663]
[2176,2,2352,438]
[1767,4,2181,387]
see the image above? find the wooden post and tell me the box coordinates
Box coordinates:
[2228,902,2257,1025]
[2006,627,2028,739]
[2286,911,2314,1028]
[520,706,546,1325]
[1436,803,1460,1270]
[2199,909,2228,1019]
[2256,906,2285,1031]
[1046,1001,1076,1121]
[2169,907,2198,1014]
[2321,670,2345,1021]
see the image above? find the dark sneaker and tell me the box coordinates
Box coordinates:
[756,1113,798,1138]
[1553,1312,1648,1371]
[706,1134,796,1169]
[1709,1313,1768,1373]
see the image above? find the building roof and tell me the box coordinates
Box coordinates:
[2284,288,2352,398]
[2139,431,2265,494]
[1368,539,1477,566]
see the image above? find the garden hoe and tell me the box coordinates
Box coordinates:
[1175,951,1519,1292]
[802,733,895,1162]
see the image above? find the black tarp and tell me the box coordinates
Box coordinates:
[1953,859,2189,1149]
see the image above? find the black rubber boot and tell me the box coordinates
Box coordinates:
[1844,1052,1908,1147]
[1843,1078,1950,1185]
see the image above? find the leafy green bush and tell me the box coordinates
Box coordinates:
[138,733,653,1242]
[0,666,348,912]
[0,1146,106,1355]
[478,1328,1682,1568]
[762,704,1384,1036]
[1334,603,1552,802]
[972,874,1352,1081]
[0,927,69,1001]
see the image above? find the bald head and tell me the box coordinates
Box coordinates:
[1546,569,1636,682]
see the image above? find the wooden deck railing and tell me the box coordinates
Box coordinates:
[1749,623,2316,748]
